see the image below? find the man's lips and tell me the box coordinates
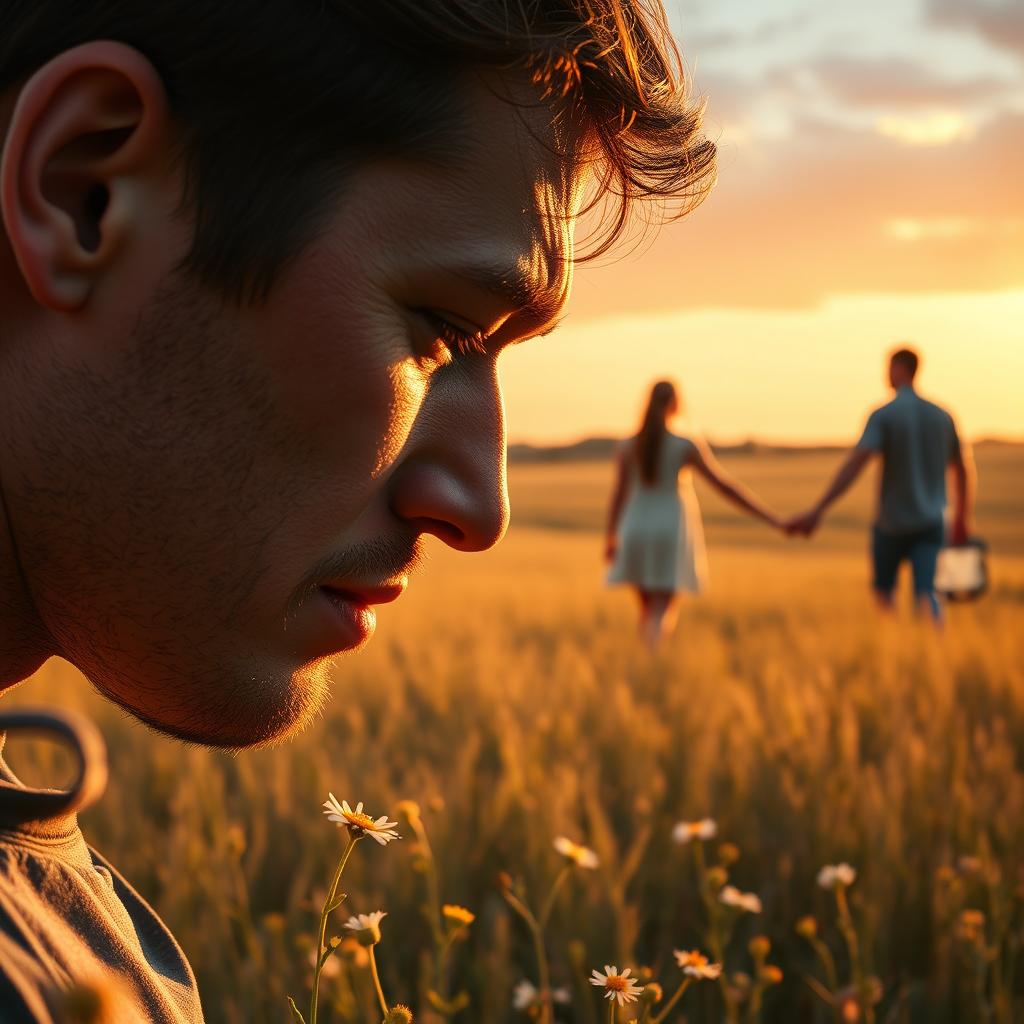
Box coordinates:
[290,579,408,659]
[319,580,407,608]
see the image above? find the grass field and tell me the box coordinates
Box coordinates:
[5,444,1024,1023]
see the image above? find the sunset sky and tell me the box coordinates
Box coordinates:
[502,0,1024,444]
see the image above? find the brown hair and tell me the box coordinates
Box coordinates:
[636,379,678,484]
[1,1,717,300]
[890,347,920,379]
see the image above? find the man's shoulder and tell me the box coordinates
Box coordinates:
[916,393,954,420]
[866,397,897,423]
[0,832,204,1022]
[887,390,953,423]
[904,392,957,435]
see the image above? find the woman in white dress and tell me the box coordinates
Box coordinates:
[605,380,784,648]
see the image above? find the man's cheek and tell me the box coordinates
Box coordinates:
[369,359,430,479]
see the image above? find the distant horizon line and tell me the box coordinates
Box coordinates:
[507,433,1024,453]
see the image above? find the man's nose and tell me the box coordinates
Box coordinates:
[387,362,510,552]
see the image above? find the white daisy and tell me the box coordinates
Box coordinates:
[323,794,400,846]
[817,863,857,890]
[719,885,763,914]
[512,980,539,1011]
[673,949,723,980]
[553,836,600,869]
[512,981,571,1011]
[589,965,644,1006]
[672,819,718,844]
[343,910,386,946]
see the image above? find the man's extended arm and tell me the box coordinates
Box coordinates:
[949,443,975,544]
[787,447,874,537]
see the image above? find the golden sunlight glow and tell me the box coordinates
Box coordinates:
[501,290,1024,446]
[875,111,973,147]
[885,218,978,242]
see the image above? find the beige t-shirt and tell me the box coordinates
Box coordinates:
[0,710,203,1023]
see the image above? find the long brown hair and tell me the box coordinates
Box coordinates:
[636,380,679,484]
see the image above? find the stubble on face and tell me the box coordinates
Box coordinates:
[7,280,330,746]
[3,70,585,749]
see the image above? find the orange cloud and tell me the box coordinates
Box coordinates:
[569,111,1024,317]
[804,56,1010,109]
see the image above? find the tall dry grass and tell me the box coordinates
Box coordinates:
[5,448,1023,1022]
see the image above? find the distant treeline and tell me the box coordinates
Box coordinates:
[507,436,1019,463]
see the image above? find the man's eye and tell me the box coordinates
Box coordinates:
[418,311,489,360]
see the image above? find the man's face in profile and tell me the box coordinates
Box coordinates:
[0,66,580,748]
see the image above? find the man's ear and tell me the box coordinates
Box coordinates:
[0,41,172,311]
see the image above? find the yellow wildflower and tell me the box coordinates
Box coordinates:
[442,904,475,928]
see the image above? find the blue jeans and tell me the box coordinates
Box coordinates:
[871,522,945,616]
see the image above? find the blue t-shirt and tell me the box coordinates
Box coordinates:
[856,387,961,535]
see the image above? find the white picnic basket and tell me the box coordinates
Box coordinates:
[934,538,989,603]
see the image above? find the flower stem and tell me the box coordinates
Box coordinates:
[531,919,554,1024]
[652,978,691,1024]
[407,811,448,1000]
[539,865,573,931]
[369,945,389,1017]
[693,844,738,1024]
[812,938,839,995]
[607,1000,616,1024]
[809,937,842,1024]
[835,885,873,1024]
[746,981,764,1024]
[502,885,553,1024]
[309,834,360,1024]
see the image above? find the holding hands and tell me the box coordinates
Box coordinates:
[759,509,821,538]
[784,506,824,538]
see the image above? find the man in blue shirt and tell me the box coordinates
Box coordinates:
[787,347,974,620]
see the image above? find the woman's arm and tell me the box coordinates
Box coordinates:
[786,447,874,537]
[688,438,782,530]
[604,443,631,562]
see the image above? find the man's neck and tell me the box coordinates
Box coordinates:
[0,488,52,689]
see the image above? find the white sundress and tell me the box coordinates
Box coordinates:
[606,433,708,593]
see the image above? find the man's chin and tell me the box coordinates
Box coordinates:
[94,660,333,750]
